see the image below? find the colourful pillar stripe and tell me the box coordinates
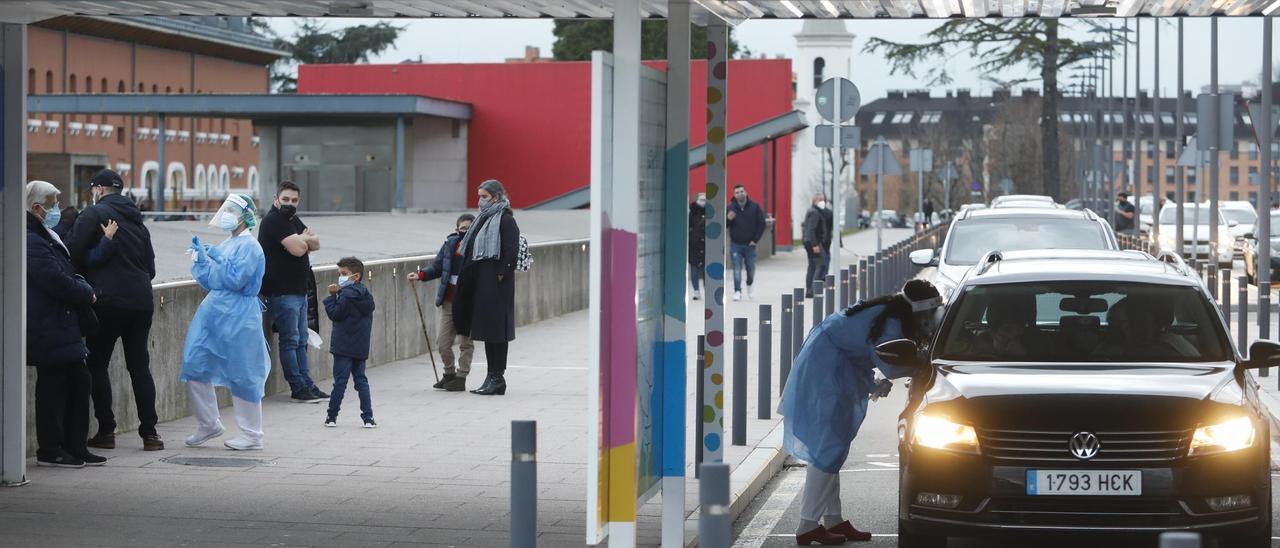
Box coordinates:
[661,141,689,478]
[702,23,728,465]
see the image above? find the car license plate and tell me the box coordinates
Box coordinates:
[1026,470,1141,496]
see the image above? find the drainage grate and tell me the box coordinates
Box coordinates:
[160,455,275,468]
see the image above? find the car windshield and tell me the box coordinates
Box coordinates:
[944,219,1109,266]
[936,282,1231,363]
[1220,208,1257,225]
[1158,206,1227,225]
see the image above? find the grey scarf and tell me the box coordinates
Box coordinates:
[461,197,510,261]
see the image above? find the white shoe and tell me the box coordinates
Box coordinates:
[223,436,263,451]
[692,289,701,300]
[747,286,755,299]
[185,425,225,447]
[733,291,742,301]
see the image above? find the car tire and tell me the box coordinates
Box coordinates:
[898,523,946,548]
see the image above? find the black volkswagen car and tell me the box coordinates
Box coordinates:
[881,249,1277,547]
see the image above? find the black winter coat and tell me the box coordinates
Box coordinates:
[688,201,706,265]
[727,198,767,246]
[26,213,95,367]
[324,282,376,360]
[67,193,156,311]
[454,210,519,343]
[418,232,464,307]
[802,205,833,253]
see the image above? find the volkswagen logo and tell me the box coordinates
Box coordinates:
[1069,432,1101,460]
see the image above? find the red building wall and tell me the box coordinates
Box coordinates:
[298,58,794,245]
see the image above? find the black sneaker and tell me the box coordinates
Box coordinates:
[311,386,330,400]
[72,452,107,466]
[36,452,85,468]
[291,390,319,402]
[324,415,337,428]
[433,373,458,390]
[362,418,377,429]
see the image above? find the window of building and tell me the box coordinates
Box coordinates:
[117,81,125,93]
[1230,140,1240,160]
[871,112,886,124]
[1249,191,1258,204]
[26,68,34,94]
[165,86,172,94]
[85,76,92,94]
[1250,166,1259,185]
[1249,142,1259,161]
[813,57,825,90]
[1165,166,1174,184]
[117,127,124,145]
[1230,191,1240,201]
[1060,113,1073,123]
[137,82,144,92]
[68,74,76,93]
[232,136,239,151]
[100,78,107,93]
[920,111,942,124]
[151,84,158,93]
[1161,113,1175,126]
[1185,113,1197,125]
[1165,140,1175,159]
[1146,142,1154,159]
[1141,113,1154,124]
[45,70,53,93]
[1230,166,1240,185]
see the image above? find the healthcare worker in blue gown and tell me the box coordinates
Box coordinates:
[181,194,271,451]
[783,279,943,545]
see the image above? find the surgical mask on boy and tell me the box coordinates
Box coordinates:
[42,203,61,229]
[338,275,353,287]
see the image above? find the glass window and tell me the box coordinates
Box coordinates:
[1249,142,1259,161]
[1185,113,1197,125]
[1061,113,1073,123]
[1165,140,1175,159]
[942,218,1109,266]
[871,112,886,124]
[1161,113,1175,125]
[1142,113,1155,124]
[1230,167,1240,185]
[937,282,1231,363]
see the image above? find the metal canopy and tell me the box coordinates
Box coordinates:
[0,0,1276,24]
[687,109,807,168]
[26,93,473,121]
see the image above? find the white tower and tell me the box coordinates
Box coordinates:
[792,20,855,241]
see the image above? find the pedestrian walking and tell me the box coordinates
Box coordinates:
[408,214,476,392]
[802,192,833,298]
[258,181,328,403]
[922,198,934,228]
[727,184,767,301]
[25,180,104,468]
[688,193,706,300]
[782,280,942,545]
[1115,192,1136,234]
[454,179,521,396]
[67,169,163,452]
[182,194,271,451]
[324,257,377,428]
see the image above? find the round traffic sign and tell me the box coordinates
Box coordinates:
[816,77,860,123]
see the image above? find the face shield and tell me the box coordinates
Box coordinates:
[209,194,257,232]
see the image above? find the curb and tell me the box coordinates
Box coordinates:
[1249,372,1280,455]
[683,420,788,548]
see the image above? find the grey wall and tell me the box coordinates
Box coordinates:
[410,118,468,210]
[24,239,589,451]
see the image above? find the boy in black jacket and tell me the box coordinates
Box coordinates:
[324,257,377,428]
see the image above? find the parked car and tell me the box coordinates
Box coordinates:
[1218,202,1259,256]
[992,200,1062,209]
[991,194,1055,207]
[1243,209,1280,285]
[889,249,1274,548]
[910,207,1118,298]
[1154,204,1234,269]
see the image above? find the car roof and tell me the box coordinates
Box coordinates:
[961,207,1093,221]
[961,250,1199,287]
[993,194,1054,202]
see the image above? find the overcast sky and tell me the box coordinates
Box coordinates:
[268,17,1275,102]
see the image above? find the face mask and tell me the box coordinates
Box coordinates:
[218,213,241,232]
[338,275,353,287]
[280,204,297,217]
[696,199,706,207]
[42,203,61,229]
[816,200,827,209]
[478,197,492,209]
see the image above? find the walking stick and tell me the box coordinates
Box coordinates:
[408,280,441,383]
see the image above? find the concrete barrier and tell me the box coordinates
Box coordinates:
[25,239,589,450]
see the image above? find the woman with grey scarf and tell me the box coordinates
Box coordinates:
[454,179,521,395]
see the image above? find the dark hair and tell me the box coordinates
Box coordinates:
[277,181,300,195]
[456,213,476,226]
[845,294,919,343]
[733,184,746,191]
[337,256,364,276]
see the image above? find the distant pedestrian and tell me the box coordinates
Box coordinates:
[408,214,476,392]
[25,180,104,468]
[455,179,521,396]
[258,181,328,403]
[922,198,934,228]
[182,194,270,451]
[688,193,707,300]
[324,257,377,428]
[68,169,163,452]
[726,184,767,301]
[1115,192,1136,234]
[802,192,833,298]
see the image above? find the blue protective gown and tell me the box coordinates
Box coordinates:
[180,231,271,402]
[782,304,918,473]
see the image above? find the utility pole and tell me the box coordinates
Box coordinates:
[1176,19,1186,258]
[1152,20,1162,247]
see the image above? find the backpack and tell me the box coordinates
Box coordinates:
[516,235,533,272]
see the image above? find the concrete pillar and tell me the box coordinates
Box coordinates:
[395,116,406,210]
[702,16,729,471]
[661,2,690,546]
[1260,19,1273,287]
[1,22,27,485]
[157,113,166,211]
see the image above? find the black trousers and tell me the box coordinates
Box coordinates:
[805,249,829,295]
[35,361,91,459]
[485,341,509,377]
[86,307,158,437]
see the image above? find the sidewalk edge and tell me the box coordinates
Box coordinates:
[682,420,788,548]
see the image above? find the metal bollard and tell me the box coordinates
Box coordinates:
[1221,270,1232,329]
[695,335,705,476]
[1209,267,1219,302]
[1157,532,1200,548]
[873,252,884,297]
[825,274,835,316]
[812,288,824,332]
[1239,277,1249,359]
[1262,281,1272,340]
[698,463,731,548]
[732,318,747,447]
[758,304,772,420]
[812,280,825,302]
[793,289,806,359]
[866,257,877,299]
[858,258,868,302]
[780,295,793,390]
[511,420,537,548]
[840,268,851,308]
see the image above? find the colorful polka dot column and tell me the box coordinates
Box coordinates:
[702,22,728,465]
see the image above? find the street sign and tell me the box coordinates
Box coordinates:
[971,181,982,192]
[909,149,933,172]
[1178,137,1210,167]
[1246,101,1280,149]
[859,138,902,176]
[816,77,860,123]
[1195,93,1234,151]
[939,162,959,182]
[814,124,860,149]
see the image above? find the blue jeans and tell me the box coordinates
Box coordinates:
[265,294,317,394]
[730,243,757,292]
[690,261,704,291]
[329,355,373,421]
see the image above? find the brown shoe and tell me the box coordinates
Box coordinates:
[142,434,164,451]
[87,431,115,450]
[827,521,872,542]
[796,525,846,546]
[442,376,467,392]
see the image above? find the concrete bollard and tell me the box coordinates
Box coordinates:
[780,295,793,391]
[858,258,868,303]
[695,335,705,476]
[793,289,806,360]
[758,304,772,420]
[511,420,537,548]
[825,274,835,316]
[698,463,731,548]
[1222,270,1232,329]
[732,317,747,447]
[1239,277,1250,360]
[840,268,851,308]
[1158,532,1200,548]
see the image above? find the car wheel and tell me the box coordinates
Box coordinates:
[898,522,946,548]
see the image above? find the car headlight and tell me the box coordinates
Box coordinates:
[913,414,979,454]
[1189,416,1255,457]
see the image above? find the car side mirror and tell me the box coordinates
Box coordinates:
[875,339,926,370]
[909,249,937,267]
[1243,340,1280,370]
[1245,231,1256,240]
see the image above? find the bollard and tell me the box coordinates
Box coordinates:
[1157,532,1200,548]
[1209,267,1219,302]
[793,289,806,360]
[812,280,825,303]
[698,463,731,548]
[812,288,824,332]
[511,420,537,548]
[825,274,835,316]
[873,252,884,297]
[780,295,793,390]
[866,257,877,299]
[1262,281,1272,342]
[758,304,772,420]
[840,268,851,308]
[1239,277,1250,359]
[695,335,705,476]
[858,258,868,302]
[732,317,747,447]
[1221,270,1232,329]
